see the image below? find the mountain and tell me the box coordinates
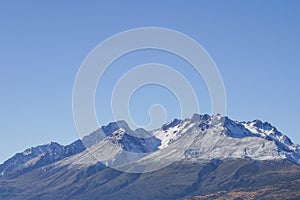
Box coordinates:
[0,140,85,178]
[0,114,300,200]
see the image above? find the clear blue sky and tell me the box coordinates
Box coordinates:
[0,1,299,163]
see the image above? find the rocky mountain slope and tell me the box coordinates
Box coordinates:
[0,114,300,200]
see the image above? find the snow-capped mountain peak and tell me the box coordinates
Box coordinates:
[0,140,85,177]
[150,114,300,166]
[1,114,300,176]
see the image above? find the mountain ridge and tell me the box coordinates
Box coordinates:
[1,113,299,177]
[1,113,300,199]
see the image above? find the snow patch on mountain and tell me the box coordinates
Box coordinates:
[54,114,300,173]
[2,114,300,175]
[0,140,85,177]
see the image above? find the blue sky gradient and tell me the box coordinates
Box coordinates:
[0,1,300,162]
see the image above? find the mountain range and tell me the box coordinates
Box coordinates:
[1,114,300,200]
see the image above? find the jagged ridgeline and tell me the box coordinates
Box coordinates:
[1,114,300,199]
